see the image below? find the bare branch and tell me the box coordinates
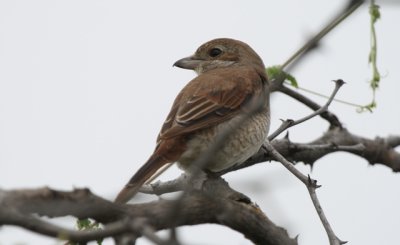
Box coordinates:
[222,129,400,174]
[385,135,400,148]
[306,178,347,245]
[312,128,400,171]
[0,208,166,245]
[273,83,343,128]
[0,209,122,242]
[281,0,364,71]
[268,79,344,141]
[263,141,345,245]
[139,174,186,195]
[0,184,297,245]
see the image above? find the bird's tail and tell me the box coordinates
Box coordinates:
[114,154,169,203]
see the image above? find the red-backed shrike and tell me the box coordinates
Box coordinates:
[115,38,270,203]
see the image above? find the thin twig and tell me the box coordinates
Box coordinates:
[268,79,344,141]
[307,183,347,245]
[277,83,343,128]
[281,0,364,71]
[293,142,365,152]
[293,84,365,108]
[263,141,346,245]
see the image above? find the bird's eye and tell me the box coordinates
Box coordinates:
[209,48,222,57]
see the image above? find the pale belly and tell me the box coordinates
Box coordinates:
[178,113,270,172]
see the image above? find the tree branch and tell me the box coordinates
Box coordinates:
[0,183,297,245]
[223,129,400,173]
[271,83,343,128]
[268,79,344,141]
[0,209,166,245]
[281,0,365,71]
[263,141,346,245]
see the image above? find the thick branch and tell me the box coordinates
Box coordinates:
[311,128,400,171]
[0,209,166,245]
[0,183,297,245]
[221,129,400,174]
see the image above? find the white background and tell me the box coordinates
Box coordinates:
[1,1,399,244]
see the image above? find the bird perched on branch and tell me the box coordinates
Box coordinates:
[115,38,270,203]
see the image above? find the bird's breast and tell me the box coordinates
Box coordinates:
[178,112,270,172]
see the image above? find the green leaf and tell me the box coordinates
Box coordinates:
[74,218,103,244]
[265,66,282,80]
[266,65,298,88]
[77,218,91,230]
[286,73,298,88]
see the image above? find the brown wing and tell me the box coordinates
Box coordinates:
[157,67,264,142]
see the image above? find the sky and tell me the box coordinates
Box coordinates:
[0,1,399,244]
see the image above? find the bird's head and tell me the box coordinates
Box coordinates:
[173,38,265,75]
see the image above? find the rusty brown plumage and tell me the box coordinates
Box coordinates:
[115,38,270,203]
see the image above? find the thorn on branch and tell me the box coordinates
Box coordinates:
[307,175,321,189]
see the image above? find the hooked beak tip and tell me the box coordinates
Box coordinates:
[173,56,203,70]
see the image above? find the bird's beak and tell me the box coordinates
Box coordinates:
[173,55,203,70]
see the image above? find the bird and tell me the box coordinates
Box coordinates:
[115,38,270,203]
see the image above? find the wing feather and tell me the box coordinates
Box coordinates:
[157,67,264,141]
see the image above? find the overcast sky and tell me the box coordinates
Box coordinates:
[1,1,399,244]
